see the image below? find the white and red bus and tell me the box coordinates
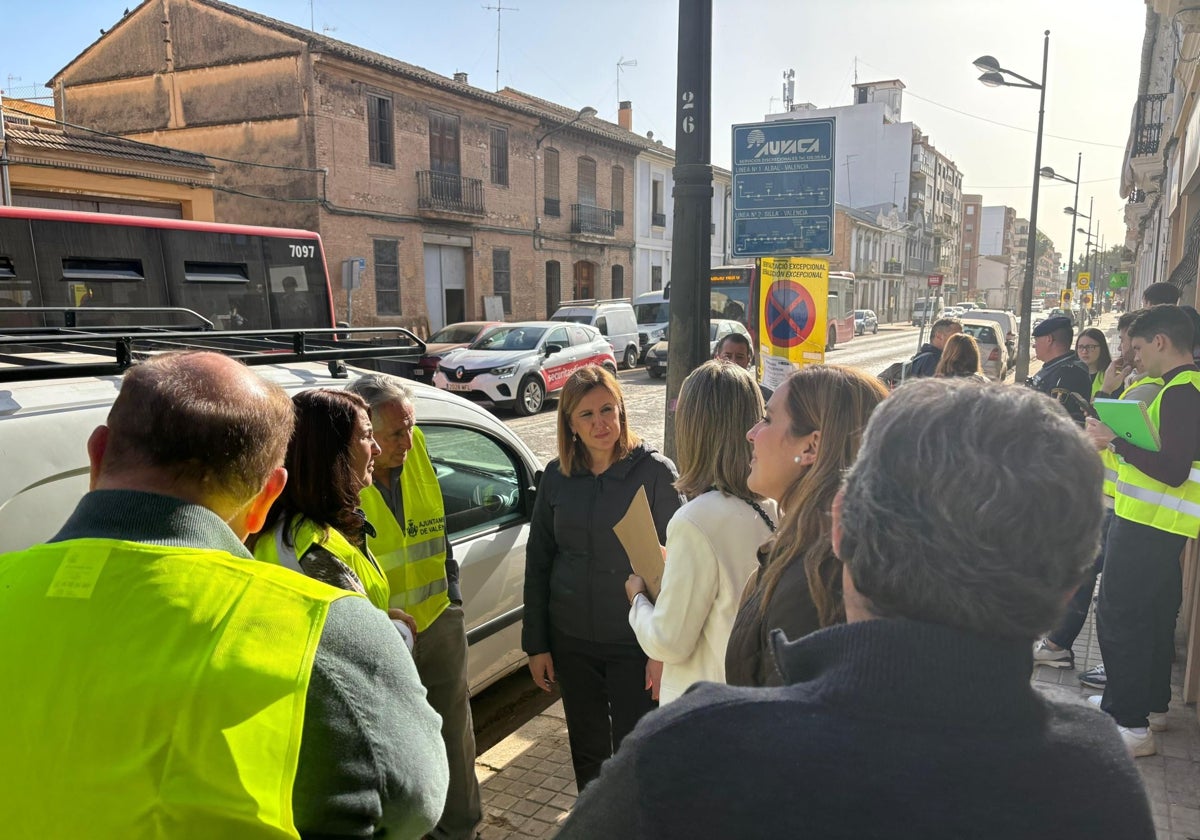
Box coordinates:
[710,263,856,352]
[0,206,335,331]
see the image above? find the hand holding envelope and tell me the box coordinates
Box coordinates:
[613,486,666,602]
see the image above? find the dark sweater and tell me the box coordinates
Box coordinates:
[51,490,448,840]
[562,618,1155,840]
[909,343,941,377]
[523,443,682,652]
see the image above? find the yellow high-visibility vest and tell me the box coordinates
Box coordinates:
[0,538,350,839]
[1114,370,1200,538]
[360,428,449,632]
[1090,371,1105,400]
[254,514,390,611]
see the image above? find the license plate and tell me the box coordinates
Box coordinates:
[446,383,471,392]
[413,369,425,376]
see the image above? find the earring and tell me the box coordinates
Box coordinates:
[794,455,802,464]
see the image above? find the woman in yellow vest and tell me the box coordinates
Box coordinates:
[250,390,401,630]
[1076,327,1112,400]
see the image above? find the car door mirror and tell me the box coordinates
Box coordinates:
[545,343,563,356]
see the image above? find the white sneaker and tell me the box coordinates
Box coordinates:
[1087,696,1168,733]
[1118,726,1156,757]
[1032,639,1074,668]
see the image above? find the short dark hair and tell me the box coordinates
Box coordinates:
[260,389,371,545]
[930,317,962,342]
[1117,309,1145,332]
[1142,282,1182,306]
[104,351,294,503]
[1128,304,1196,352]
[1048,324,1074,349]
[838,379,1103,639]
[714,332,752,357]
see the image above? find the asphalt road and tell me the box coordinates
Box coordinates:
[501,323,927,465]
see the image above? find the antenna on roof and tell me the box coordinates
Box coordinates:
[483,3,520,92]
[782,69,795,111]
[617,57,637,110]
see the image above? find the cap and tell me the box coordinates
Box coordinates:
[1032,316,1071,338]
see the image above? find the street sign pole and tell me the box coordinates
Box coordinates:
[663,0,712,462]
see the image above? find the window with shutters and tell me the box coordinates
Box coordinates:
[544,148,560,216]
[374,239,400,315]
[545,260,561,315]
[368,94,394,167]
[490,126,509,186]
[611,265,624,298]
[611,166,625,226]
[493,249,512,314]
[578,158,597,206]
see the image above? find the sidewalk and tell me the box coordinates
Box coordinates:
[474,609,1200,840]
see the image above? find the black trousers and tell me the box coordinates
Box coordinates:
[1048,509,1113,650]
[1096,515,1185,728]
[550,630,656,791]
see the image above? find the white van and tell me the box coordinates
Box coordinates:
[550,298,640,369]
[634,290,669,363]
[912,296,944,327]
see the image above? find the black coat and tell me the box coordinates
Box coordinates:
[909,343,941,377]
[561,618,1156,840]
[522,443,683,652]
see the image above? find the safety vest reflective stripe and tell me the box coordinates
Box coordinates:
[1100,446,1120,499]
[255,516,390,612]
[361,427,450,633]
[1113,370,1200,538]
[0,538,345,838]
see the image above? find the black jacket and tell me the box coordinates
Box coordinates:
[909,343,941,378]
[561,618,1155,840]
[523,443,683,652]
[1027,351,1092,424]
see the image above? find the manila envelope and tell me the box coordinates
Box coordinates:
[613,485,665,601]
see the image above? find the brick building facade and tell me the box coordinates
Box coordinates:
[51,0,640,334]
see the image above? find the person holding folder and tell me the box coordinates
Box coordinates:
[1085,304,1200,757]
[523,365,683,790]
[624,361,776,704]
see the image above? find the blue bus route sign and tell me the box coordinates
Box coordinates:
[731,118,836,258]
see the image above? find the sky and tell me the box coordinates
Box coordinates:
[3,0,1147,266]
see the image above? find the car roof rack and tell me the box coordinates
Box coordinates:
[0,325,426,384]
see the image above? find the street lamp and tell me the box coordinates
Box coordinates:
[1040,154,1081,305]
[533,106,598,250]
[973,30,1049,382]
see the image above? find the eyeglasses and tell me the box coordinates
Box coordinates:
[1076,343,1102,352]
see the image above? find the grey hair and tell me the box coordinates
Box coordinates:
[838,378,1103,639]
[930,317,962,342]
[344,372,414,410]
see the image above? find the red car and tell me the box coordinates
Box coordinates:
[408,321,501,381]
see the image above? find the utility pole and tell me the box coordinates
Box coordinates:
[483,3,519,92]
[0,89,11,206]
[663,0,712,461]
[844,154,859,208]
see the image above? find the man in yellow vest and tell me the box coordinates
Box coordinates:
[347,374,481,840]
[0,352,449,838]
[1086,304,1200,757]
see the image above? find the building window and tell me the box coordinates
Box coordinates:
[368,94,394,166]
[490,126,509,186]
[544,148,560,216]
[612,265,624,298]
[578,157,597,206]
[652,178,665,227]
[651,264,663,291]
[493,248,512,315]
[374,239,400,315]
[612,166,625,226]
[546,260,561,315]
[967,205,975,215]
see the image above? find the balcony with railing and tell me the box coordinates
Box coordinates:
[883,259,904,276]
[1133,93,1168,157]
[652,211,667,227]
[417,171,485,216]
[571,204,616,236]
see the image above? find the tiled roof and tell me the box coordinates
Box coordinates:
[2,98,55,122]
[5,124,214,172]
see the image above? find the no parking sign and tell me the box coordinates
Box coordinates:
[758,256,829,390]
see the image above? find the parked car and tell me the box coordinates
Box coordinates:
[634,289,670,363]
[959,302,979,314]
[407,321,501,381]
[943,306,963,319]
[966,309,1019,371]
[550,298,640,370]
[960,318,1009,381]
[643,319,752,379]
[0,334,542,695]
[433,321,617,415]
[854,309,879,335]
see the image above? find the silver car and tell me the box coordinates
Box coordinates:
[960,318,1009,382]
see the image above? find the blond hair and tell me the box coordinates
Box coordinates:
[675,360,764,500]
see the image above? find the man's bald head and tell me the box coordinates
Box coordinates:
[97,352,294,508]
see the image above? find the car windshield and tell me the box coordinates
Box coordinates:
[635,302,669,324]
[855,310,867,317]
[429,324,484,344]
[709,323,720,340]
[962,324,999,344]
[470,325,546,351]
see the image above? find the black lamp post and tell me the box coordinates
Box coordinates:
[1040,154,1082,303]
[974,30,1049,382]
